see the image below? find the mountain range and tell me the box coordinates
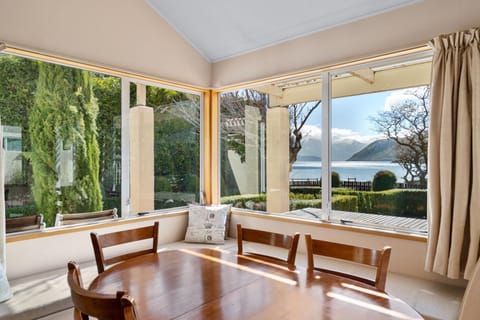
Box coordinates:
[297,137,397,161]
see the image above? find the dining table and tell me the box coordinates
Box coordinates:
[88,247,423,320]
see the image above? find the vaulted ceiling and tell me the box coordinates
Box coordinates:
[145,0,422,62]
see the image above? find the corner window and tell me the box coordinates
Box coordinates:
[1,53,202,232]
[219,53,431,234]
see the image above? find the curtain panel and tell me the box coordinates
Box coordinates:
[426,28,480,279]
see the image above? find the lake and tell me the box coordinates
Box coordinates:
[290,161,407,182]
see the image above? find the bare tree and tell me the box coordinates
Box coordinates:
[289,101,321,170]
[371,87,429,185]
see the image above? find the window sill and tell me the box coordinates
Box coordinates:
[6,207,189,243]
[231,208,428,243]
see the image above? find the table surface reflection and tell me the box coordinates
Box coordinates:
[88,248,423,320]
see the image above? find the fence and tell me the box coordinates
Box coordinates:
[289,179,426,191]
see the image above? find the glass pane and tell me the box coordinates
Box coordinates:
[147,86,201,209]
[289,100,322,217]
[330,62,430,232]
[220,90,267,211]
[0,53,122,228]
[219,85,323,219]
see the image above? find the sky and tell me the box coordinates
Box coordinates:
[302,89,413,144]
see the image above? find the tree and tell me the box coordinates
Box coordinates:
[289,101,321,170]
[147,86,201,204]
[371,87,429,185]
[29,63,102,225]
[0,55,38,184]
[92,75,121,196]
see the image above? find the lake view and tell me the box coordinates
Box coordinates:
[290,161,407,182]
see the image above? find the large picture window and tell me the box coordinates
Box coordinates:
[219,53,431,233]
[1,53,202,232]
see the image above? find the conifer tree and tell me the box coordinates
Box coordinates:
[29,63,102,226]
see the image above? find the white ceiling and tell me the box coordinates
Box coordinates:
[145,0,421,63]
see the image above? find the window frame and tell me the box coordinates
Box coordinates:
[1,48,206,235]
[216,49,434,234]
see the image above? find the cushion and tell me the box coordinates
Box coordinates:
[184,204,231,244]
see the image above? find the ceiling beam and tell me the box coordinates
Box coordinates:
[252,84,284,97]
[350,68,375,84]
[269,61,431,106]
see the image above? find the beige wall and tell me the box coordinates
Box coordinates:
[212,0,480,88]
[230,213,467,287]
[2,0,478,89]
[0,0,211,88]
[6,213,188,279]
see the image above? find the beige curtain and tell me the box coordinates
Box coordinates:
[426,28,480,279]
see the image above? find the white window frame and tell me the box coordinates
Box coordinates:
[321,50,433,223]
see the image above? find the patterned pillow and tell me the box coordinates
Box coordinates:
[184,204,231,244]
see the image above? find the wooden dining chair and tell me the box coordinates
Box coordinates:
[237,224,300,270]
[305,234,391,291]
[67,261,137,320]
[90,221,159,273]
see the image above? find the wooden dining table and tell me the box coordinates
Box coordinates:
[88,248,423,320]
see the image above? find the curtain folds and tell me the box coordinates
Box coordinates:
[426,28,480,279]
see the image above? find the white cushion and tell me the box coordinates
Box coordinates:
[184,204,231,244]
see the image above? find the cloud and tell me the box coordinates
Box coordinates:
[300,125,379,143]
[301,124,322,140]
[384,88,425,111]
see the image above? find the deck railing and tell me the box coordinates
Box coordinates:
[289,179,426,190]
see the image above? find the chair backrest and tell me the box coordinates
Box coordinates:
[6,214,45,233]
[55,208,118,227]
[90,222,159,273]
[305,234,391,291]
[237,224,300,270]
[67,261,137,320]
[458,258,480,320]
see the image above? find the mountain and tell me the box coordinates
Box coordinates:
[296,137,367,161]
[347,139,397,161]
[331,139,366,161]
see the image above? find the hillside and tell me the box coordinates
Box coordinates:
[297,138,366,161]
[347,139,397,161]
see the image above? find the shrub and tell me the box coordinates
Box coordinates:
[318,171,341,188]
[332,171,340,187]
[221,194,267,211]
[372,170,397,191]
[155,176,172,192]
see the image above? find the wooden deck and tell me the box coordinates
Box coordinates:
[287,208,428,234]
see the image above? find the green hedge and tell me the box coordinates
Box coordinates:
[290,199,322,211]
[289,186,321,195]
[5,204,39,218]
[332,195,358,212]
